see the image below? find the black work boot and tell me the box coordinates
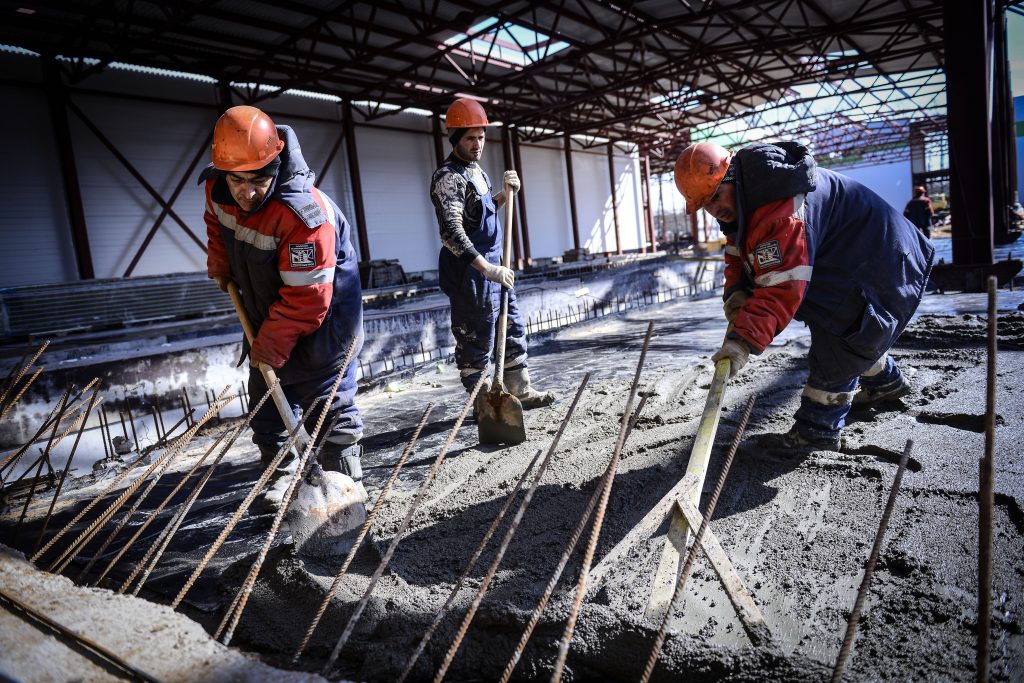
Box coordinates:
[321,442,363,482]
[503,366,556,409]
[753,427,843,453]
[258,444,298,512]
[852,375,912,408]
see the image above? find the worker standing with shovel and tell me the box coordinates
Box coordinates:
[429,98,556,438]
[202,105,365,510]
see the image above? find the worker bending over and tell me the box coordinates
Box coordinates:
[675,141,934,450]
[202,106,365,507]
[429,98,555,409]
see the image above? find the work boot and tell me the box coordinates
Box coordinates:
[258,445,298,513]
[321,442,363,482]
[852,374,912,408]
[754,427,843,453]
[503,366,556,409]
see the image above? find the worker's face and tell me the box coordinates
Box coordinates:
[703,182,737,224]
[225,171,274,212]
[454,128,486,163]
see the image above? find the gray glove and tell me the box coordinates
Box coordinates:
[723,289,750,324]
[483,263,515,289]
[711,339,750,378]
[503,170,521,193]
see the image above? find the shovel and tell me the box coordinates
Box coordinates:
[476,182,527,445]
[226,282,366,558]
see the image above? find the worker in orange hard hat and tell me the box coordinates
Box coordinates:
[201,105,366,508]
[429,98,555,409]
[674,139,934,453]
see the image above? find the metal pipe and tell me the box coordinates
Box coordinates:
[344,100,371,261]
[607,142,621,255]
[641,394,756,681]
[550,321,654,682]
[563,135,581,251]
[293,402,435,664]
[977,275,998,682]
[830,440,913,683]
[433,373,592,682]
[499,393,649,683]
[33,389,102,555]
[322,369,491,676]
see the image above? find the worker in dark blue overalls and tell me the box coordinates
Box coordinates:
[429,98,555,408]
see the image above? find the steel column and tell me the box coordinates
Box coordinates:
[432,112,445,168]
[511,128,532,266]
[607,143,622,255]
[643,153,656,253]
[944,0,995,265]
[564,135,581,252]
[502,131,523,268]
[992,7,1014,244]
[44,58,94,280]
[343,100,371,262]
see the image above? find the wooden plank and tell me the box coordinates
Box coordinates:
[673,495,771,646]
[644,357,730,624]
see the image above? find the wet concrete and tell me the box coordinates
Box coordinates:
[5,284,1024,681]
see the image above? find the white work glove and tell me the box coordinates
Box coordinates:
[723,289,751,324]
[482,263,515,289]
[212,275,231,293]
[712,339,750,379]
[503,170,521,193]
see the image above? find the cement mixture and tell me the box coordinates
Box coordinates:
[3,289,1023,682]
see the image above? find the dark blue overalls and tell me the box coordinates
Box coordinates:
[437,166,528,389]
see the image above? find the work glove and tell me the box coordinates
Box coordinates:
[250,335,287,370]
[482,263,515,289]
[213,275,231,293]
[503,170,521,193]
[723,289,750,324]
[711,338,750,379]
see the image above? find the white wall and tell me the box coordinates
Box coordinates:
[0,54,652,286]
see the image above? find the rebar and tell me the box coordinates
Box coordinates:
[498,393,649,683]
[6,386,72,501]
[46,388,231,574]
[0,365,44,422]
[0,339,48,415]
[830,439,912,683]
[641,394,757,682]
[169,381,307,610]
[90,428,231,587]
[33,389,102,555]
[434,373,592,682]
[978,275,998,683]
[123,384,275,596]
[125,399,140,453]
[322,369,490,676]
[293,402,436,665]
[218,337,363,646]
[0,588,161,683]
[550,321,653,682]
[0,343,34,401]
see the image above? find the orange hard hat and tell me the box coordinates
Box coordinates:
[211,105,285,172]
[445,98,490,130]
[674,142,733,214]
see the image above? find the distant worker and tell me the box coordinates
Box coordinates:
[903,186,934,238]
[429,98,555,408]
[202,105,365,507]
[675,141,935,451]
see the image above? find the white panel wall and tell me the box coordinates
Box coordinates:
[358,125,441,273]
[572,150,612,253]
[0,86,78,286]
[519,143,574,258]
[835,159,913,213]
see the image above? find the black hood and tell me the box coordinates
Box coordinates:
[198,125,315,214]
[734,141,817,213]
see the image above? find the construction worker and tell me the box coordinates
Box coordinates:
[429,98,555,408]
[202,105,364,507]
[675,141,934,451]
[903,186,934,238]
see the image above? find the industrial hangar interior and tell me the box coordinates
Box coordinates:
[1,1,1022,681]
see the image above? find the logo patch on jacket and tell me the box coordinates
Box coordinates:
[754,240,783,270]
[289,243,316,269]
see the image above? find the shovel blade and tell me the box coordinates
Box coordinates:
[476,389,527,445]
[287,471,368,559]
